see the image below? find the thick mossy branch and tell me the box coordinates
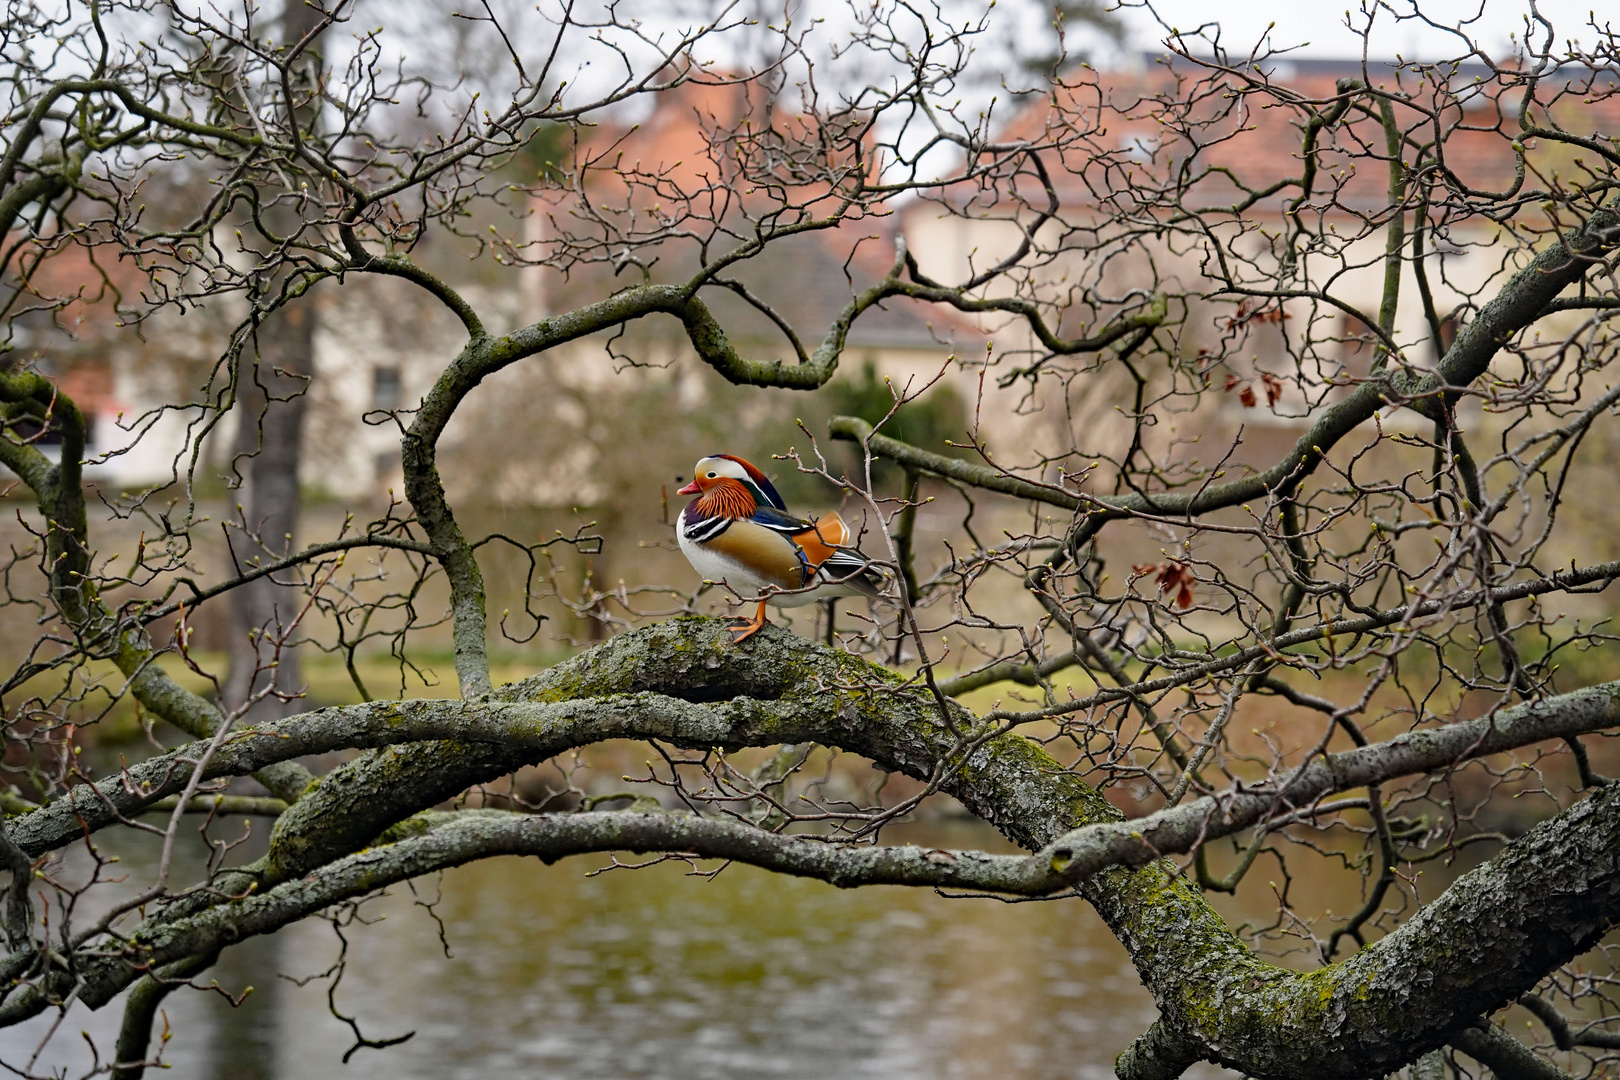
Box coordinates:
[17,635,1616,876]
[1116,782,1620,1079]
[2,618,1616,1080]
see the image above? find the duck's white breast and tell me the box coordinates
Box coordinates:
[678,524,773,597]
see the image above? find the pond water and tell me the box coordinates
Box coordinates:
[1,819,1244,1080]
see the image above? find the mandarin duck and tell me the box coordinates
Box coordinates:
[677,454,885,642]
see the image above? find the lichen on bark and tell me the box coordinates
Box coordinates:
[3,617,1613,1080]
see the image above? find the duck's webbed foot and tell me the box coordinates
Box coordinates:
[729,600,769,643]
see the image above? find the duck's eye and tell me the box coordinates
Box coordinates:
[706,472,716,478]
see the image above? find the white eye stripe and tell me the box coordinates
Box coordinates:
[694,456,753,482]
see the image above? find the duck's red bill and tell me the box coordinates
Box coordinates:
[676,480,701,495]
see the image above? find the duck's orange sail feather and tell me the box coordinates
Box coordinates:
[791,511,851,570]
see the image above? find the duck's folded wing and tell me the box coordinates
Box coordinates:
[789,511,887,599]
[747,505,817,535]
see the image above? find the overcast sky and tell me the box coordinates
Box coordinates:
[1112,0,1609,61]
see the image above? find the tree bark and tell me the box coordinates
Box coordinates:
[3,619,1617,1080]
[224,300,312,720]
[223,0,327,722]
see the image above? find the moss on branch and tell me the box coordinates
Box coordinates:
[3,618,1616,1080]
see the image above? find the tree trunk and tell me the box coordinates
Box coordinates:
[223,0,326,723]
[223,301,313,721]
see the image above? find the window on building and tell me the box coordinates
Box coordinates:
[371,365,402,412]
